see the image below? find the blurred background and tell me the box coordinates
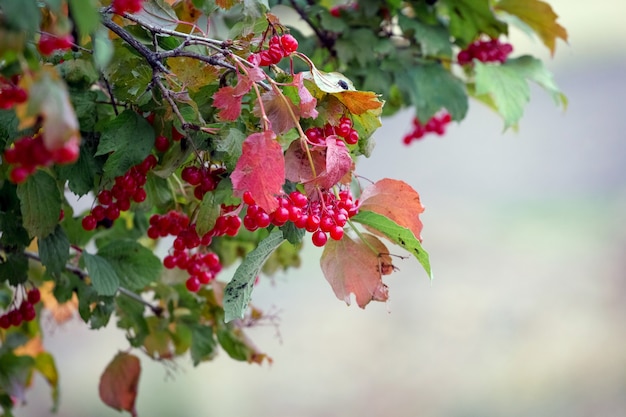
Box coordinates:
[16,1,626,416]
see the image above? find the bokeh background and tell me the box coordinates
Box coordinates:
[15,1,626,416]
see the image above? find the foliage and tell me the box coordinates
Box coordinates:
[0,0,567,414]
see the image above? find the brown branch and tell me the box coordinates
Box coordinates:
[288,0,337,55]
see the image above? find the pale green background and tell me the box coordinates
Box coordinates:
[16,1,626,416]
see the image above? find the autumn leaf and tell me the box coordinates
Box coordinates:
[359,179,425,241]
[40,281,78,324]
[99,352,141,417]
[314,136,353,189]
[254,89,299,134]
[335,90,383,115]
[216,0,239,9]
[213,72,256,121]
[320,233,393,308]
[167,57,219,91]
[231,131,284,213]
[284,140,326,194]
[495,0,568,55]
[292,73,318,119]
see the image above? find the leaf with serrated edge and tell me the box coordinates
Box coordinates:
[352,211,433,279]
[505,56,567,108]
[320,233,392,308]
[196,192,220,237]
[39,225,70,275]
[82,253,120,296]
[495,0,567,55]
[97,240,163,291]
[224,231,285,322]
[17,171,61,239]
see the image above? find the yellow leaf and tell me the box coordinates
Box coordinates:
[14,335,45,358]
[166,56,219,91]
[40,281,78,324]
[495,0,568,55]
[335,90,383,115]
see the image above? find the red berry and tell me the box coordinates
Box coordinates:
[82,215,97,231]
[171,126,185,142]
[8,310,22,327]
[105,205,120,220]
[9,166,30,184]
[181,166,202,186]
[243,191,256,205]
[272,206,290,226]
[98,190,113,206]
[185,276,201,292]
[345,129,359,145]
[132,188,147,203]
[154,135,170,152]
[311,230,328,247]
[0,314,10,329]
[52,143,79,164]
[280,34,299,54]
[329,225,344,241]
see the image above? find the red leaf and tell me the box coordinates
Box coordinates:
[314,135,353,189]
[213,73,256,121]
[213,86,241,121]
[320,233,393,308]
[231,131,284,213]
[293,73,318,119]
[99,352,141,417]
[359,179,425,241]
[254,89,298,134]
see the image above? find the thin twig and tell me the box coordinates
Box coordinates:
[20,249,164,317]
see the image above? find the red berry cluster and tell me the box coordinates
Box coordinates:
[457,38,513,65]
[112,0,144,14]
[0,288,41,329]
[181,165,223,200]
[402,111,451,145]
[242,189,358,247]
[147,210,235,292]
[4,135,80,184]
[0,77,27,109]
[82,155,157,231]
[305,117,359,146]
[38,33,73,56]
[247,34,299,67]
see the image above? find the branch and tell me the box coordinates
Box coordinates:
[20,249,164,317]
[288,0,337,55]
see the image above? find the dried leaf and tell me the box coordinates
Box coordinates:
[99,352,141,417]
[359,179,425,241]
[255,89,299,134]
[320,233,392,308]
[231,131,284,213]
[284,140,326,192]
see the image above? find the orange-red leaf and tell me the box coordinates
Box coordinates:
[359,179,425,241]
[293,73,318,119]
[231,131,284,213]
[335,90,383,115]
[315,136,353,189]
[99,352,141,417]
[255,89,299,134]
[213,86,241,121]
[320,233,393,308]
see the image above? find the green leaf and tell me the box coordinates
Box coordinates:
[136,0,179,32]
[116,294,150,347]
[396,61,468,123]
[38,225,70,275]
[144,172,172,208]
[504,55,567,108]
[82,253,120,296]
[56,141,102,196]
[0,251,28,285]
[0,353,35,405]
[495,0,568,55]
[188,324,216,366]
[335,29,379,68]
[96,110,155,180]
[397,15,452,57]
[196,192,220,237]
[34,353,59,412]
[67,0,100,38]
[93,29,114,71]
[474,60,530,128]
[280,221,304,245]
[216,325,251,362]
[351,210,433,279]
[97,240,163,290]
[16,171,61,239]
[215,128,246,171]
[223,230,285,322]
[443,0,507,45]
[0,0,40,34]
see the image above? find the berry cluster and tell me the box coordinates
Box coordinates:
[402,111,451,145]
[0,77,27,110]
[147,210,236,292]
[4,135,80,184]
[82,155,157,231]
[305,117,359,146]
[38,33,73,56]
[181,165,224,200]
[247,34,299,67]
[112,0,144,14]
[242,189,358,247]
[457,38,513,65]
[0,288,41,329]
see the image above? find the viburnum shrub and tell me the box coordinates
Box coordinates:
[0,0,567,414]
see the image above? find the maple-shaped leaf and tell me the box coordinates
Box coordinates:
[359,179,425,241]
[167,56,219,91]
[99,352,141,417]
[231,131,284,213]
[495,0,568,55]
[213,72,256,121]
[314,136,353,189]
[320,233,393,308]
